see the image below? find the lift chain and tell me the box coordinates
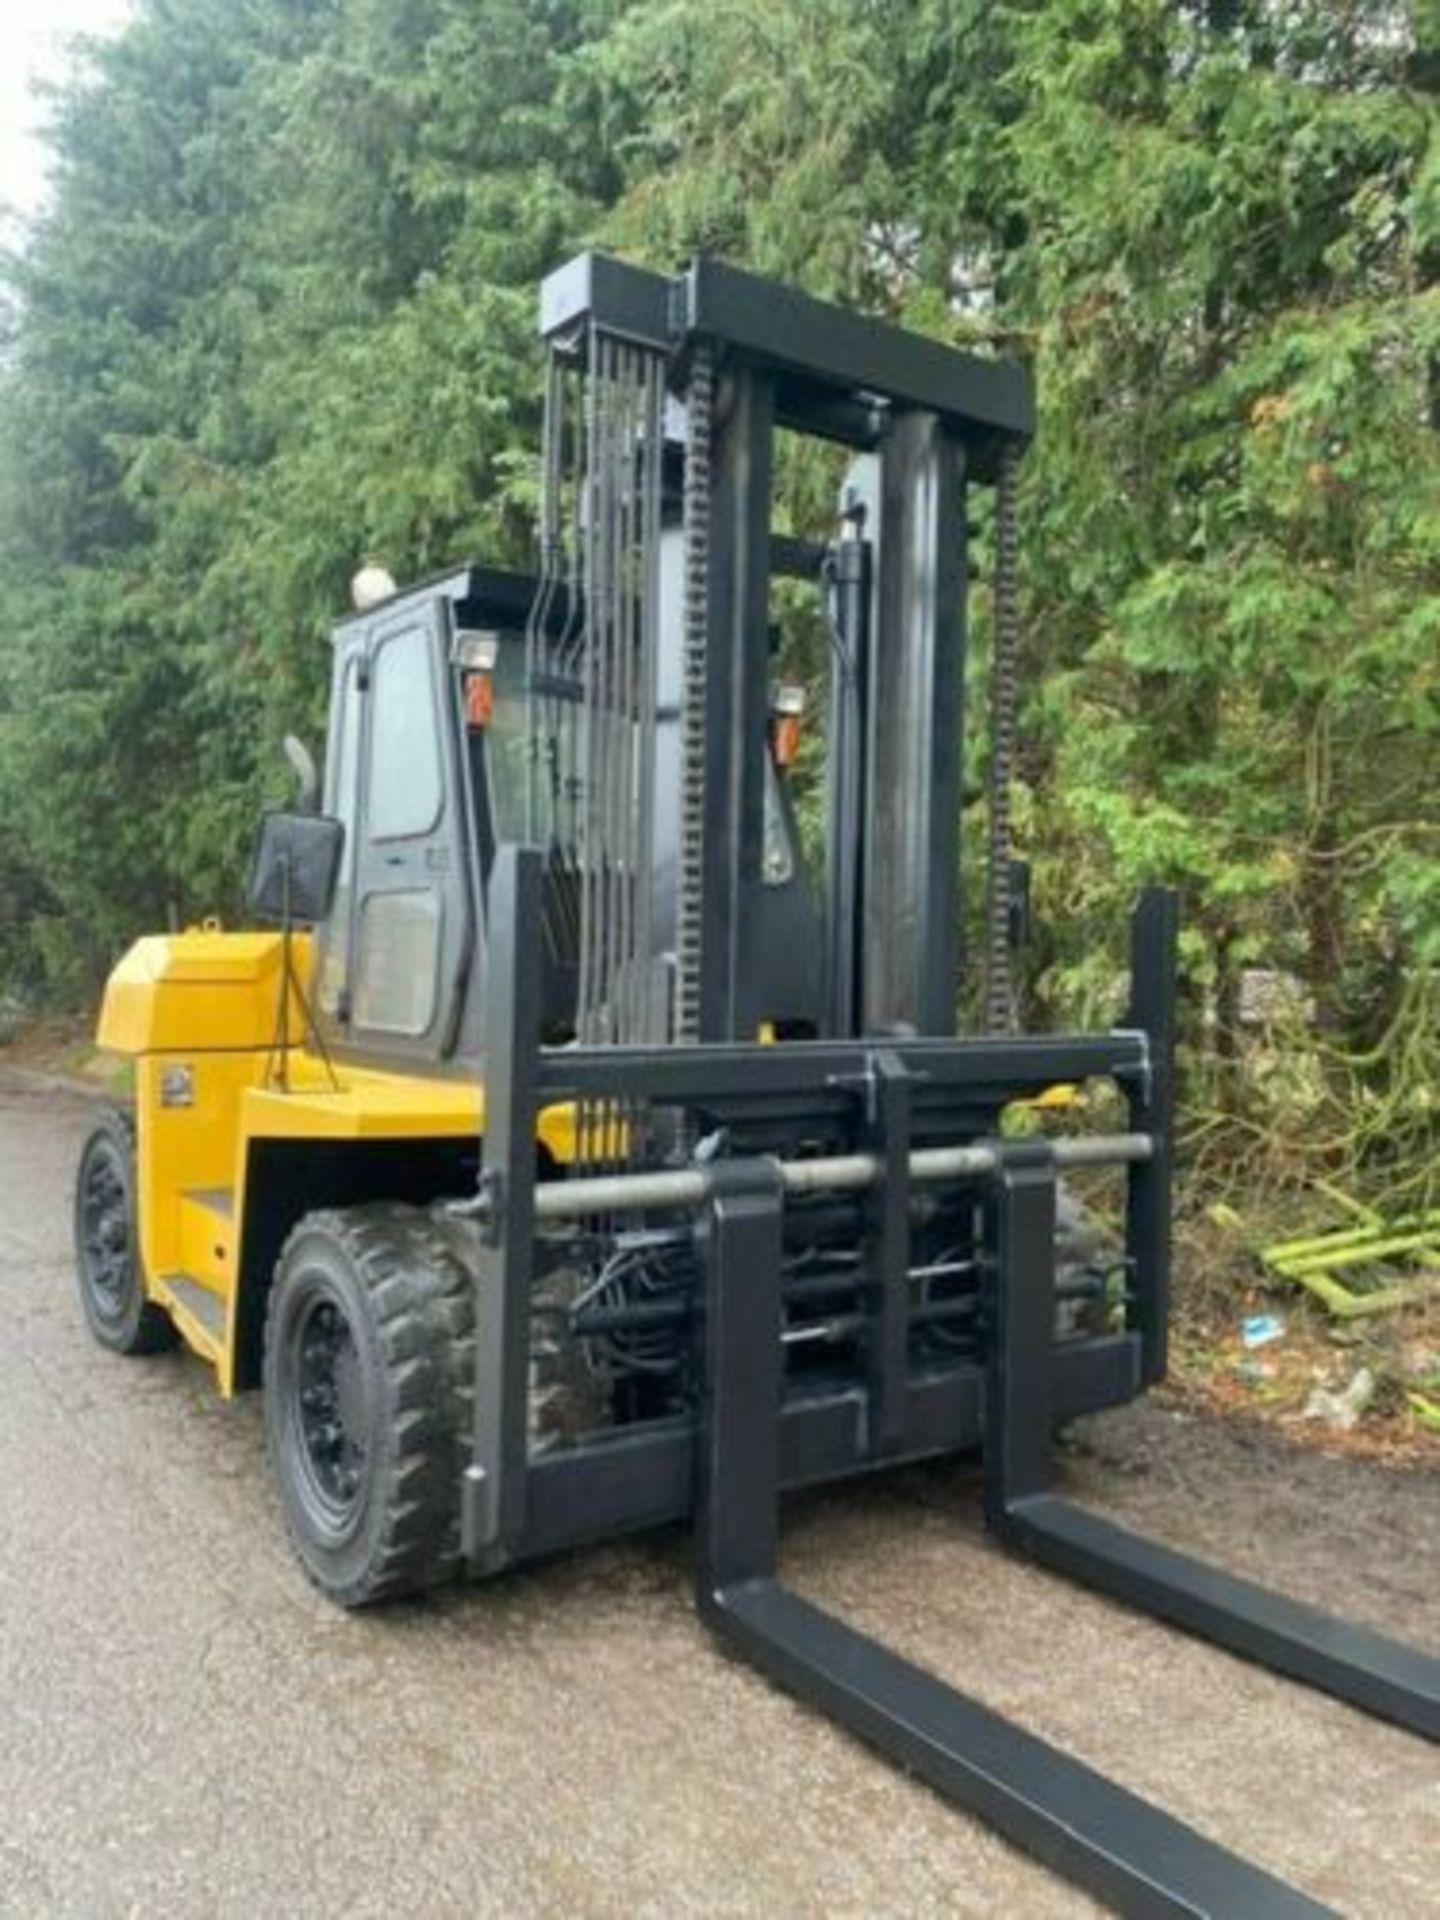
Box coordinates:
[676,340,715,1047]
[984,438,1022,1034]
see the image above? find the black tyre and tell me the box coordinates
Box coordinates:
[263,1205,475,1607]
[73,1106,178,1356]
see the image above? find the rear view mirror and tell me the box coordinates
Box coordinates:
[248,811,344,926]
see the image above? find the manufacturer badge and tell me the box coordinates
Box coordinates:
[160,1065,195,1108]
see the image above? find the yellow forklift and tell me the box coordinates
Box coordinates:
[75,252,1436,1915]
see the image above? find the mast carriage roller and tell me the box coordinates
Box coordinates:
[76,248,1437,1918]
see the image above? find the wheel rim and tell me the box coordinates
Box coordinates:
[79,1138,132,1324]
[285,1283,370,1536]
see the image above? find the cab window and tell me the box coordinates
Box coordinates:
[352,891,441,1035]
[368,625,443,838]
[351,621,447,1039]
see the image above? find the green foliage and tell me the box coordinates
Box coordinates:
[0,0,1435,1205]
[0,0,616,987]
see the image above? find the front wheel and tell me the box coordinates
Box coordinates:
[73,1107,177,1356]
[263,1205,474,1607]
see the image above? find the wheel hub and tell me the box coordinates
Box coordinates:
[295,1298,368,1514]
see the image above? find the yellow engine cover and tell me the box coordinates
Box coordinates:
[97,929,309,1054]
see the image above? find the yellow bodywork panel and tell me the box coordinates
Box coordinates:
[98,928,309,1053]
[240,1054,582,1160]
[97,927,577,1396]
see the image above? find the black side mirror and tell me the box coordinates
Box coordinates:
[248,811,344,925]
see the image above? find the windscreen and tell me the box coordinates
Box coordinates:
[486,635,797,888]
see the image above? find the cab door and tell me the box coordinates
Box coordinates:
[318,597,473,1063]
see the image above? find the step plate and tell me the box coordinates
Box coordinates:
[183,1187,234,1221]
[160,1274,227,1345]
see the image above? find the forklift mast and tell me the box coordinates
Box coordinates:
[528,251,1032,1052]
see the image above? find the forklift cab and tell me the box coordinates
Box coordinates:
[311,565,821,1073]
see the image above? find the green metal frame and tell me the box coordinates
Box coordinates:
[1261,1210,1440,1320]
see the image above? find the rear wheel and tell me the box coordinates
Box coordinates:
[73,1107,178,1356]
[263,1205,475,1607]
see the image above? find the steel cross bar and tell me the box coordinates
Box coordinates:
[536,1030,1149,1103]
[521,1130,1152,1222]
[695,1157,1330,1918]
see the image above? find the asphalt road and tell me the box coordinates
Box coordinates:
[2,1069,1438,1917]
